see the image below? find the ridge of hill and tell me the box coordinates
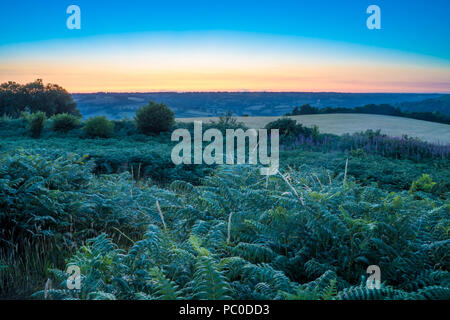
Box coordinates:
[398,94,450,114]
[72,92,443,119]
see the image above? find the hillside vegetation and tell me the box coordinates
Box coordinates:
[399,95,450,115]
[72,92,442,119]
[0,111,449,300]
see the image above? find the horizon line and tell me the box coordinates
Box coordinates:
[70,90,450,95]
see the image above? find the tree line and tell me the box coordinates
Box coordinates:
[0,79,80,117]
[286,103,450,125]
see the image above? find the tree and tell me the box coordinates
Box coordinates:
[135,101,175,135]
[291,104,319,115]
[0,81,27,117]
[291,106,300,115]
[0,79,80,117]
[298,104,319,115]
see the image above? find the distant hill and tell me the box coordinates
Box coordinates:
[398,94,450,115]
[72,92,442,119]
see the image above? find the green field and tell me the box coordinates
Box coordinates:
[179,114,450,144]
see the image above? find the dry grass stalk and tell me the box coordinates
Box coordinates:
[156,201,167,230]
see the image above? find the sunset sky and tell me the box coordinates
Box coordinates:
[0,0,449,93]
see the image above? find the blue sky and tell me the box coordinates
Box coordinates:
[0,0,449,92]
[1,0,449,59]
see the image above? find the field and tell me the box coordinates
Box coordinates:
[0,114,449,300]
[179,114,450,144]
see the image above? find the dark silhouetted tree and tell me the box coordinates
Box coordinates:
[0,79,79,117]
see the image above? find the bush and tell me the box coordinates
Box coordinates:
[410,174,436,193]
[51,113,81,133]
[83,116,115,138]
[213,110,246,131]
[135,101,175,135]
[265,118,314,138]
[112,119,138,136]
[26,111,46,138]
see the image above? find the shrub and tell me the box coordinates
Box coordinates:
[135,101,175,135]
[197,110,246,133]
[112,119,138,136]
[26,111,46,138]
[51,113,81,133]
[265,118,314,139]
[214,110,246,131]
[410,174,436,193]
[83,116,115,138]
[218,110,237,126]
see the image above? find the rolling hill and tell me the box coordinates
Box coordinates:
[399,94,450,114]
[73,92,442,119]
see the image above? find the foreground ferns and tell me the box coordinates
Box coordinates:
[1,147,448,299]
[23,159,448,300]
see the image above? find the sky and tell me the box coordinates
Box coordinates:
[0,0,449,93]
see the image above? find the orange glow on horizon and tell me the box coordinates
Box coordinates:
[0,32,449,93]
[2,64,448,93]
